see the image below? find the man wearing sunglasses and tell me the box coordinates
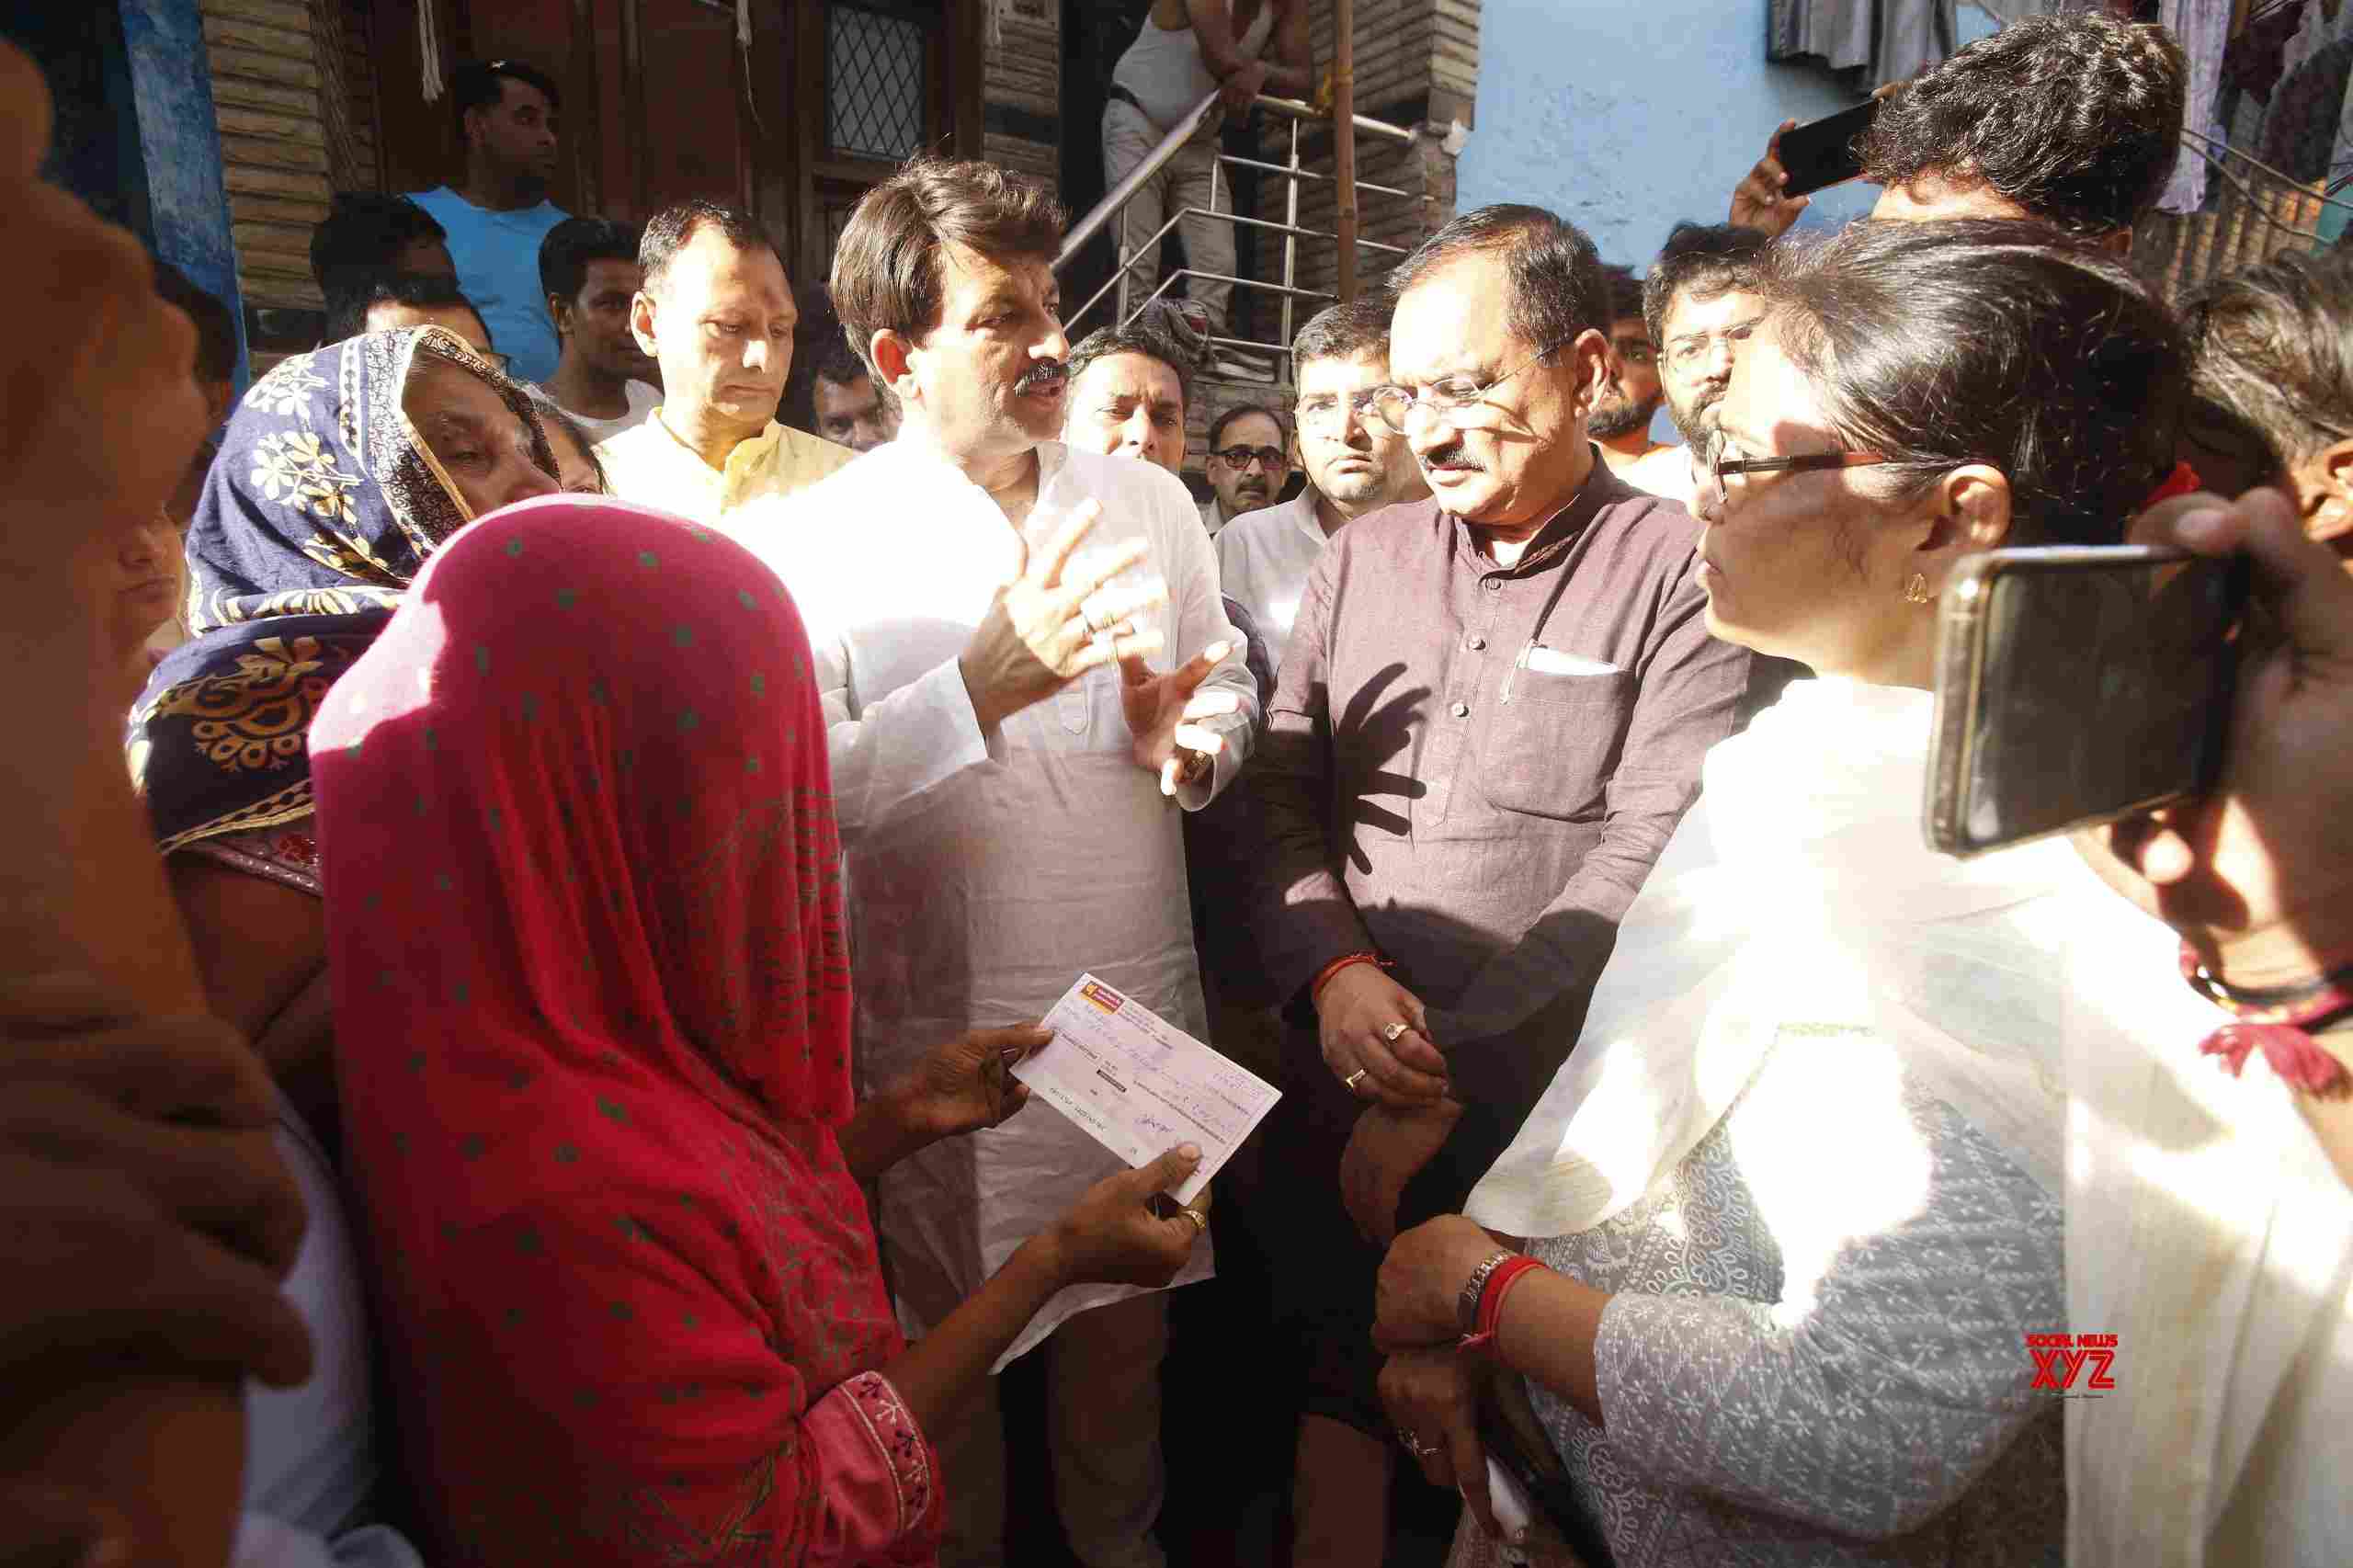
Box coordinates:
[1246,203,1754,1567]
[1200,403,1290,534]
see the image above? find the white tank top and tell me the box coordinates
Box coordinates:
[1112,0,1276,130]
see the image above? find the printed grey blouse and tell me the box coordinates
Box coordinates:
[1453,1032,2067,1568]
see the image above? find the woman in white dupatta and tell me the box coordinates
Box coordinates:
[1370,221,2192,1568]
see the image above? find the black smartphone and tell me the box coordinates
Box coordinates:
[1774,99,1881,198]
[1925,545,2250,858]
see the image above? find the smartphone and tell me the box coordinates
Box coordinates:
[1925,545,2249,858]
[1775,99,1881,197]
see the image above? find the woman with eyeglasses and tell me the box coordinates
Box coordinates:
[1371,220,2193,1568]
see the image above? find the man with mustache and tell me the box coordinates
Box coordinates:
[1622,222,1769,508]
[594,200,851,528]
[1589,263,1674,482]
[408,60,571,384]
[745,157,1255,1568]
[1246,205,1753,1565]
[1200,403,1290,534]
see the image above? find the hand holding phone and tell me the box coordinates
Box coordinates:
[1927,545,2250,858]
[1774,99,1881,199]
[2074,490,2353,997]
[1728,119,1813,238]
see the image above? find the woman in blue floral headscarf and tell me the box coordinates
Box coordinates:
[132,326,555,866]
[121,324,555,1568]
[131,323,556,1111]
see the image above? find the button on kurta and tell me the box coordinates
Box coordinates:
[1449,700,1470,719]
[1467,634,1486,651]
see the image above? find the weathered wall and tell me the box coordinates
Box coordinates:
[1457,0,2004,440]
[987,0,1062,186]
[1456,0,2004,267]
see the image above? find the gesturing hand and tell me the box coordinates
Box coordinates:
[3,977,306,1278]
[1119,641,1242,795]
[1727,119,1810,239]
[961,499,1168,732]
[0,981,313,1392]
[893,1023,1050,1142]
[1316,963,1449,1105]
[1044,1145,1211,1289]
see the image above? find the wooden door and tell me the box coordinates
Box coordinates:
[362,0,982,281]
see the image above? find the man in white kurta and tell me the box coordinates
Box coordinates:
[762,441,1248,1344]
[736,157,1254,1568]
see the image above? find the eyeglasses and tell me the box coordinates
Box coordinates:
[1295,389,1386,431]
[1368,335,1575,437]
[1211,444,1287,471]
[1664,318,1763,376]
[1710,449,1893,491]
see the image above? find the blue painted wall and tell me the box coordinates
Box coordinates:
[1458,0,2001,438]
[1459,0,2007,264]
[119,0,250,391]
[7,0,248,390]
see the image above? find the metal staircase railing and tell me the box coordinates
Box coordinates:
[1054,88,1428,385]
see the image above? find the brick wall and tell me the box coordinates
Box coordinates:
[985,0,1061,191]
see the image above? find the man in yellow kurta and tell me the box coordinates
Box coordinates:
[595,199,851,528]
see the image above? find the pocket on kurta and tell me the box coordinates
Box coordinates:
[1472,663,1633,821]
[1053,666,1097,736]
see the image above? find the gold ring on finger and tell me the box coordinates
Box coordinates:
[1180,1205,1209,1236]
[1344,1068,1369,1093]
[1382,1021,1409,1042]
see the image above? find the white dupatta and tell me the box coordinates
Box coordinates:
[2063,911,2353,1564]
[1466,677,2094,1240]
[1465,677,2353,1562]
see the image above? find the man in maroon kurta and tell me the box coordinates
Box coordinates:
[1246,204,1752,1564]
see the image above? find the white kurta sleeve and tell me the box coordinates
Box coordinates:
[1156,483,1256,812]
[817,631,1001,843]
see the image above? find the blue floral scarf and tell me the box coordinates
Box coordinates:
[130,327,552,855]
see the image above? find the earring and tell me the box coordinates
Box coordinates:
[1904,573,1931,605]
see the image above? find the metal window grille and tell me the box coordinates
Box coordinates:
[826,5,926,163]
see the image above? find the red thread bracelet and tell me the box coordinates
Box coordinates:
[2143,460,2203,510]
[1311,949,1391,1005]
[1459,1255,1546,1353]
[2178,942,2353,1094]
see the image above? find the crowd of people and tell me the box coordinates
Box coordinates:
[11,6,2353,1568]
